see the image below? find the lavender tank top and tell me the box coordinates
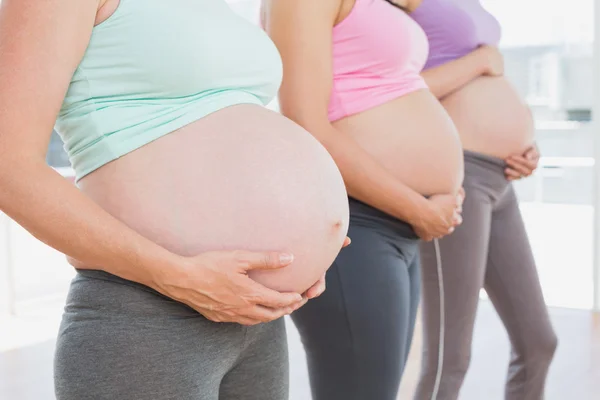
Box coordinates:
[410,0,501,70]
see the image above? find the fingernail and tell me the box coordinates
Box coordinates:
[279,253,294,264]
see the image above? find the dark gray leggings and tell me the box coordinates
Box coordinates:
[416,151,558,400]
[291,198,421,400]
[54,270,288,400]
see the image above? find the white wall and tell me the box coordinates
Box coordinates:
[0,213,13,315]
[8,220,74,305]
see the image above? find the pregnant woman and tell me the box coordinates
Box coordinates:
[263,0,464,399]
[411,1,558,399]
[0,0,350,399]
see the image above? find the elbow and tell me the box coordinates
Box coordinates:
[424,83,445,100]
[422,75,445,100]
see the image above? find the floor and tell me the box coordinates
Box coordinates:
[1,302,599,400]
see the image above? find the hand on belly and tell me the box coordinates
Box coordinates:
[504,144,540,181]
[413,191,465,241]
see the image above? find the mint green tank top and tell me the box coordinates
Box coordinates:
[55,0,282,181]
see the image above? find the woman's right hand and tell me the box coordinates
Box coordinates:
[413,191,464,241]
[476,45,504,76]
[156,250,307,326]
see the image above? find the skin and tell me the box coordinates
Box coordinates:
[263,0,464,242]
[422,44,540,178]
[0,0,346,326]
[505,144,540,180]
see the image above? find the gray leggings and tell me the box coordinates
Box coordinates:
[416,151,558,400]
[291,198,421,400]
[54,270,288,400]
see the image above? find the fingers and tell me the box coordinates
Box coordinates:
[342,236,352,248]
[524,145,540,161]
[458,187,466,202]
[245,305,294,323]
[304,275,326,299]
[505,159,534,180]
[201,297,307,326]
[245,280,303,308]
[455,194,463,211]
[504,167,523,180]
[453,211,463,226]
[514,154,538,169]
[226,315,264,326]
[194,308,263,326]
[207,308,286,326]
[243,297,308,324]
[506,156,536,175]
[236,251,294,271]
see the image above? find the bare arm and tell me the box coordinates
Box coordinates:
[265,0,426,227]
[264,0,460,239]
[0,0,182,287]
[421,45,503,99]
[0,0,303,324]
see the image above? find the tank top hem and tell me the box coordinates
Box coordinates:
[72,93,263,182]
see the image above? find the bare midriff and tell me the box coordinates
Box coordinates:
[441,76,535,159]
[77,104,350,293]
[333,89,464,197]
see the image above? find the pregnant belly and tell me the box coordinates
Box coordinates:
[333,89,464,196]
[79,105,349,293]
[442,76,535,158]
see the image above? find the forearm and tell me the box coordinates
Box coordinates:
[317,125,428,225]
[421,51,485,99]
[0,160,179,289]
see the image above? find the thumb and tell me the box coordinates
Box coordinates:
[235,251,294,272]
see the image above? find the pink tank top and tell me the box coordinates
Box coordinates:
[328,0,429,122]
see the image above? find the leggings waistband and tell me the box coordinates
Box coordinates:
[348,197,419,240]
[463,150,509,191]
[464,150,506,173]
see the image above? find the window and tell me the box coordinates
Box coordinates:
[483,0,595,309]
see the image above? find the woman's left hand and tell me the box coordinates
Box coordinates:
[304,274,326,300]
[302,236,351,300]
[504,145,540,181]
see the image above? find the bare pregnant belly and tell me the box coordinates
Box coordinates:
[78,104,349,293]
[333,89,464,197]
[442,76,535,159]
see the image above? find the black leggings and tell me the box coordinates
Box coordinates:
[291,198,420,400]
